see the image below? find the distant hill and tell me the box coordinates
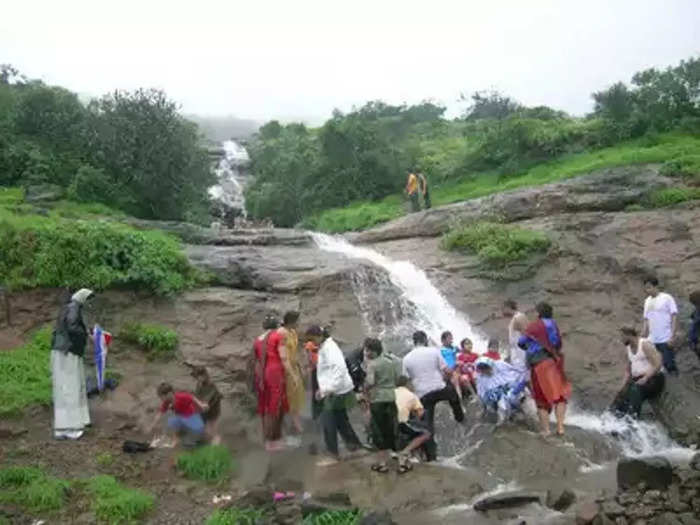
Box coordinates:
[186,114,260,142]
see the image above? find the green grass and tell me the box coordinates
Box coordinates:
[0,328,52,415]
[0,187,24,205]
[96,453,115,468]
[206,507,270,525]
[646,186,700,208]
[0,466,71,512]
[119,322,178,359]
[303,510,361,525]
[48,200,126,219]
[176,445,234,483]
[87,475,155,524]
[441,221,551,267]
[307,133,700,232]
[0,204,200,294]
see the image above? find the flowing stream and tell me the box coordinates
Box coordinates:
[208,139,250,218]
[311,232,693,463]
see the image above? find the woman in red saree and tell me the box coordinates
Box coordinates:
[254,314,289,451]
[518,302,571,436]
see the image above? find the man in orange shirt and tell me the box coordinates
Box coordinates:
[405,171,420,212]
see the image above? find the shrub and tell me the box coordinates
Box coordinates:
[176,445,234,482]
[659,155,700,181]
[647,187,700,208]
[87,475,154,524]
[0,186,24,206]
[441,222,551,266]
[0,211,199,294]
[206,507,269,525]
[303,510,361,525]
[120,322,178,359]
[0,466,70,512]
[0,328,52,415]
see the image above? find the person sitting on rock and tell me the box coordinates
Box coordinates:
[440,331,463,400]
[483,338,502,361]
[148,382,208,448]
[689,290,700,358]
[611,326,664,419]
[191,366,222,445]
[473,357,529,424]
[457,337,479,400]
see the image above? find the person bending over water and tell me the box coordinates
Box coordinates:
[611,326,664,419]
[395,376,431,472]
[402,330,464,461]
[518,302,571,437]
[148,383,208,448]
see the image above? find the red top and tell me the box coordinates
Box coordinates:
[457,352,479,382]
[483,351,501,361]
[160,391,198,417]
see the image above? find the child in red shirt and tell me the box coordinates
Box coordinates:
[457,338,479,399]
[148,382,208,447]
[484,338,502,361]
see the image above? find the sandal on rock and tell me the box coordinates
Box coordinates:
[370,463,389,473]
[397,462,413,474]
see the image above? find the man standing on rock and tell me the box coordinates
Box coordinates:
[402,330,464,461]
[642,277,679,376]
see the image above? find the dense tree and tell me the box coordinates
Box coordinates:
[462,90,522,121]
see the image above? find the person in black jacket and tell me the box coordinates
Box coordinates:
[51,288,94,440]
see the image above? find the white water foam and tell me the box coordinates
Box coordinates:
[208,139,250,217]
[312,232,694,461]
[311,232,488,350]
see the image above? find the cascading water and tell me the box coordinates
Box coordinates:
[311,232,694,462]
[208,139,250,219]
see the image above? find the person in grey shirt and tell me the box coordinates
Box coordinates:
[402,330,464,461]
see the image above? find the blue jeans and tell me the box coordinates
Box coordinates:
[168,413,205,435]
[655,343,677,375]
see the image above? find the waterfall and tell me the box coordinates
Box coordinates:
[312,232,694,460]
[208,139,250,219]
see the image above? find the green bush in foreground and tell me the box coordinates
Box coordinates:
[0,209,199,294]
[303,510,360,525]
[0,328,52,415]
[647,187,700,208]
[206,507,269,525]
[441,222,551,267]
[87,475,155,524]
[177,445,234,482]
[0,466,70,512]
[120,322,178,359]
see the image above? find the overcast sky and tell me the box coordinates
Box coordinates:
[2,0,699,123]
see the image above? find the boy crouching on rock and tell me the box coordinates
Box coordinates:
[148,382,208,448]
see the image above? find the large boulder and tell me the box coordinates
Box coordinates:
[617,456,673,491]
[650,364,700,446]
[352,165,671,243]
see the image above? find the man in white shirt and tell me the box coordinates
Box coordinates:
[642,277,679,375]
[402,330,464,461]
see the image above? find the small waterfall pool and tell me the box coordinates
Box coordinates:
[311,232,694,473]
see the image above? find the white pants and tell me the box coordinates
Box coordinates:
[51,350,90,437]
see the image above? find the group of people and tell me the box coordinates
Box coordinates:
[48,277,700,470]
[405,170,430,212]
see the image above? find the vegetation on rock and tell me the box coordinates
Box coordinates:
[120,322,179,359]
[0,328,52,415]
[441,222,551,267]
[176,445,234,482]
[303,509,361,525]
[0,196,201,294]
[206,507,270,525]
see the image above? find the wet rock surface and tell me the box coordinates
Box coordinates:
[618,456,673,491]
